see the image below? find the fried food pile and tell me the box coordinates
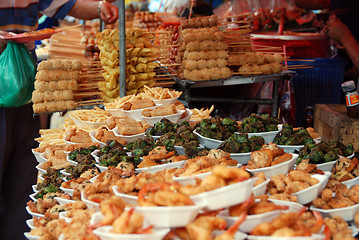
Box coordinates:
[142,104,178,117]
[247,143,292,169]
[228,52,285,75]
[331,157,359,182]
[106,116,148,136]
[268,170,319,196]
[32,59,81,113]
[176,16,232,81]
[96,28,160,101]
[313,184,359,209]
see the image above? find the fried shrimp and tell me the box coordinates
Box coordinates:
[186,216,227,240]
[112,208,147,234]
[99,196,126,225]
[138,183,194,206]
[211,165,251,182]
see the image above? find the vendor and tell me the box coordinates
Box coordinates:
[0,1,118,239]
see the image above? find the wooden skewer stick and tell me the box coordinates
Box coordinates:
[220,20,250,24]
[287,59,316,62]
[223,24,252,29]
[218,12,251,20]
[232,72,263,75]
[287,66,314,69]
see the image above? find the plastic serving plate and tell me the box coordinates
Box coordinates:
[246,154,298,178]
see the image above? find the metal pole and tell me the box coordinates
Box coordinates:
[119,0,126,97]
[100,19,106,31]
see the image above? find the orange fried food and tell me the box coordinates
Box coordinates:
[142,104,177,117]
[147,146,175,161]
[137,156,158,168]
[248,149,273,169]
[271,153,292,166]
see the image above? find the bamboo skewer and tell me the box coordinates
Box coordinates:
[220,20,250,25]
[218,12,251,20]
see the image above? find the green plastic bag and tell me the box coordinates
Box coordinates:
[0,41,36,107]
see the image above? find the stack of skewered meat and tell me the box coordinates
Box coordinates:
[133,12,162,32]
[176,15,232,81]
[32,59,81,113]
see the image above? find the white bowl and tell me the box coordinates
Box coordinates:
[230,152,251,164]
[66,154,78,166]
[93,226,170,240]
[54,197,75,205]
[193,130,224,149]
[342,176,359,188]
[314,137,321,144]
[60,186,74,197]
[179,109,193,123]
[32,185,38,193]
[219,209,283,233]
[105,106,125,117]
[135,205,200,228]
[153,97,179,106]
[246,154,298,178]
[142,110,185,126]
[247,235,323,240]
[81,191,100,211]
[91,149,100,163]
[173,171,212,185]
[71,116,106,129]
[113,127,146,142]
[293,172,330,205]
[212,231,247,240]
[25,206,44,218]
[26,219,35,229]
[252,179,270,197]
[35,163,47,175]
[37,152,47,163]
[190,177,257,211]
[136,160,187,174]
[122,105,158,121]
[29,192,37,201]
[339,152,355,159]
[89,130,106,147]
[24,232,40,240]
[247,129,280,144]
[268,199,304,213]
[32,149,45,163]
[310,203,359,222]
[316,159,338,172]
[95,164,108,172]
[112,186,138,206]
[60,169,71,177]
[278,145,304,153]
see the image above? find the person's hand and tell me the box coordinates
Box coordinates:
[324,15,351,44]
[99,1,118,24]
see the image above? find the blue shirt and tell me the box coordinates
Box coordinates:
[0,0,76,33]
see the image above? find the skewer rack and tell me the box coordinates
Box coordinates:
[174,71,295,118]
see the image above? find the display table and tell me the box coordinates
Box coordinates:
[174,71,293,117]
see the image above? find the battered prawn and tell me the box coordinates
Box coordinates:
[98,196,126,225]
[112,208,148,234]
[186,216,227,240]
[138,183,194,206]
[214,211,247,240]
[211,165,251,182]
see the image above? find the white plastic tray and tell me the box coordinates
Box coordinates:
[113,127,146,142]
[219,209,283,233]
[135,205,200,228]
[112,186,138,206]
[81,191,100,211]
[278,145,304,153]
[142,110,185,126]
[193,130,224,149]
[252,179,270,197]
[93,226,170,240]
[310,203,359,222]
[230,152,251,164]
[136,160,187,174]
[316,159,338,172]
[246,154,298,178]
[247,129,280,143]
[293,172,330,205]
[190,177,257,211]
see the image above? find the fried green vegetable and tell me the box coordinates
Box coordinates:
[196,117,239,141]
[274,124,314,146]
[218,133,265,153]
[238,113,280,134]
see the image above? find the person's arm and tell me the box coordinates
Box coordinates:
[68,0,118,24]
[293,0,328,10]
[326,16,359,70]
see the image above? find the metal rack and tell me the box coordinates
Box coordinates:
[175,72,293,117]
